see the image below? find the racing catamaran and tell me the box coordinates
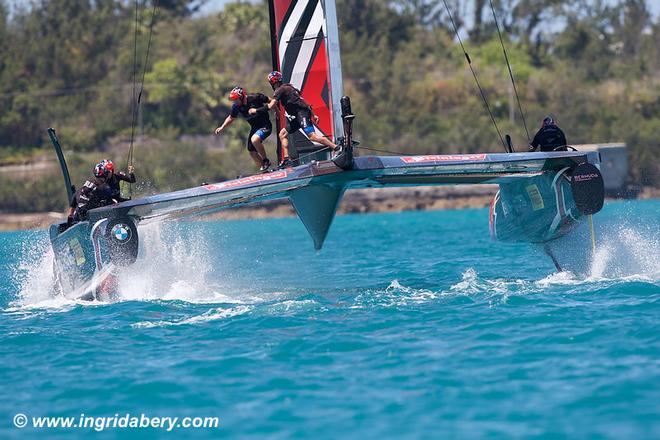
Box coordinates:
[48,0,605,300]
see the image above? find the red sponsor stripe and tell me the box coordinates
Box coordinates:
[273,0,292,34]
[301,38,332,136]
[401,154,487,163]
[204,171,289,191]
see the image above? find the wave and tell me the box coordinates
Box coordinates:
[128,298,324,328]
[131,305,252,329]
[10,235,64,310]
[9,206,658,314]
[352,264,658,310]
[9,223,293,311]
[547,209,660,280]
[588,225,660,280]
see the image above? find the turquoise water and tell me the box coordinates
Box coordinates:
[1,200,659,438]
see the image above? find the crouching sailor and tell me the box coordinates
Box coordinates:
[266,71,338,168]
[66,162,115,224]
[99,159,136,202]
[214,86,274,172]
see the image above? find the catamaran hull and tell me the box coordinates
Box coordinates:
[489,167,581,243]
[49,152,604,299]
[50,216,138,300]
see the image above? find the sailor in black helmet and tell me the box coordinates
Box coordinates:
[529,116,568,152]
[266,71,338,168]
[214,86,273,172]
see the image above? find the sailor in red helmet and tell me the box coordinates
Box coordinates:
[214,86,273,172]
[265,71,338,168]
[67,162,115,223]
[99,159,136,203]
[529,116,568,152]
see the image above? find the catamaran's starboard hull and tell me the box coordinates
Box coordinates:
[489,167,580,243]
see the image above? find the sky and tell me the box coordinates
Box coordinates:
[197,0,660,19]
[5,0,660,21]
[198,0,245,15]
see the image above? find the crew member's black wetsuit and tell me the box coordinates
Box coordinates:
[230,93,272,151]
[70,178,114,221]
[272,84,315,135]
[107,171,136,202]
[530,125,568,152]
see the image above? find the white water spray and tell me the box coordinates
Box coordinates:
[11,222,282,308]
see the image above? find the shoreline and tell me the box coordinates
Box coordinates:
[1,185,658,232]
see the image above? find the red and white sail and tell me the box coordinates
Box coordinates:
[268,0,344,144]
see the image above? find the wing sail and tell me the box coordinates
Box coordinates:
[268,0,343,159]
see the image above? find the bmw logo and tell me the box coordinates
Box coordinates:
[111,223,131,242]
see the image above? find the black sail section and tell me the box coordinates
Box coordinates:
[281,0,319,81]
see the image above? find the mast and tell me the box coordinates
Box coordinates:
[323,0,344,138]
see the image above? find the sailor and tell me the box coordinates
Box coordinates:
[67,163,115,223]
[214,86,273,172]
[529,116,568,152]
[99,159,136,202]
[266,71,338,168]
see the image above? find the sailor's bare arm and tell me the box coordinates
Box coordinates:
[214,115,235,134]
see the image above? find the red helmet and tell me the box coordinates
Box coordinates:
[268,71,283,85]
[94,163,109,178]
[100,159,114,174]
[229,86,246,101]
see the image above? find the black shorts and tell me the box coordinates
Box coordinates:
[285,109,315,135]
[247,124,272,152]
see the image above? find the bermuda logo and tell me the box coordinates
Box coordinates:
[573,173,599,182]
[111,223,131,242]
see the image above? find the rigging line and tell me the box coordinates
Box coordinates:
[287,143,414,167]
[354,145,412,156]
[488,0,530,142]
[127,0,139,170]
[289,145,333,166]
[286,35,326,44]
[441,0,507,152]
[127,0,158,165]
[126,0,158,196]
[288,140,354,166]
[136,0,158,111]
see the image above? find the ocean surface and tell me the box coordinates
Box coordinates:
[1,199,659,438]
